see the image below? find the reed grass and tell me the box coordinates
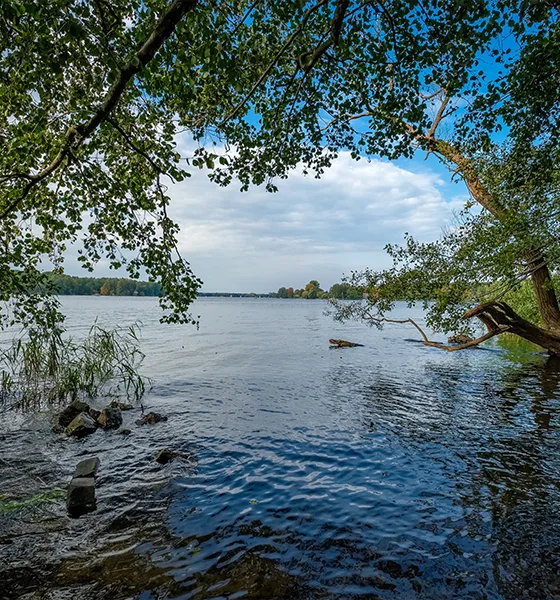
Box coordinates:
[0,322,147,410]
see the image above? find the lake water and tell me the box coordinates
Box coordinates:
[1,297,560,599]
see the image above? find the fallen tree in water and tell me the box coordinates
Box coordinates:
[328,131,560,356]
[356,301,560,354]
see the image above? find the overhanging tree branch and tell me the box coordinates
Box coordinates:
[0,0,198,221]
[221,0,329,125]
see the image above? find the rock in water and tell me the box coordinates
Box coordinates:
[155,448,175,464]
[118,428,132,436]
[67,477,96,517]
[97,407,123,429]
[66,413,97,438]
[329,339,364,348]
[73,457,100,478]
[108,400,134,411]
[88,408,101,422]
[135,412,168,426]
[155,448,195,465]
[55,399,91,428]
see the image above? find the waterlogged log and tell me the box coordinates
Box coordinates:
[329,339,364,348]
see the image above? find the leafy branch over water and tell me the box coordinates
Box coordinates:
[0,322,147,410]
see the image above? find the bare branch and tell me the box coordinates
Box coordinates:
[231,0,261,36]
[362,309,509,352]
[427,90,449,138]
[419,87,444,101]
[320,111,372,131]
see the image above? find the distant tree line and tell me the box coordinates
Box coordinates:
[270,281,364,300]
[196,292,270,298]
[48,273,161,297]
[46,273,365,300]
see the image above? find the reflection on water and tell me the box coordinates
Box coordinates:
[1,297,559,599]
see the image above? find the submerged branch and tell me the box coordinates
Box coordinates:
[364,314,507,352]
[364,299,560,355]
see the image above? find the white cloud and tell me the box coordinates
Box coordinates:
[59,148,465,292]
[163,151,464,292]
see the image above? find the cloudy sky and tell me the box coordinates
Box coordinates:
[165,145,466,293]
[66,139,468,293]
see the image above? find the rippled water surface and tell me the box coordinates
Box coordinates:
[1,297,560,600]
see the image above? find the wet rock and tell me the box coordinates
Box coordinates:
[108,400,134,411]
[55,399,91,428]
[97,407,123,430]
[155,448,175,464]
[447,334,474,344]
[88,408,101,421]
[135,412,168,426]
[67,477,96,517]
[155,448,195,465]
[51,424,65,434]
[118,428,132,435]
[73,457,100,478]
[66,413,97,438]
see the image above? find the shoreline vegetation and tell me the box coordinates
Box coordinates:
[47,273,555,322]
[47,274,365,300]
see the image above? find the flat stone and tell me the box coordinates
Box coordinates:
[97,407,123,430]
[67,477,96,517]
[118,428,132,435]
[66,413,97,438]
[73,457,100,479]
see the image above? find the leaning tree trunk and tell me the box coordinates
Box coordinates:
[528,251,560,333]
[428,138,560,352]
[465,301,560,355]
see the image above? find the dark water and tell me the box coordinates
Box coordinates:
[1,297,560,599]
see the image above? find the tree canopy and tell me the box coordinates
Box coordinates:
[1,1,559,349]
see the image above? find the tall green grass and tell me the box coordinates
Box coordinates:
[0,322,147,410]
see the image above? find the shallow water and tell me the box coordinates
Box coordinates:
[1,297,560,599]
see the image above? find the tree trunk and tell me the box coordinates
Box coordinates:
[465,301,560,355]
[430,139,560,338]
[528,252,560,332]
